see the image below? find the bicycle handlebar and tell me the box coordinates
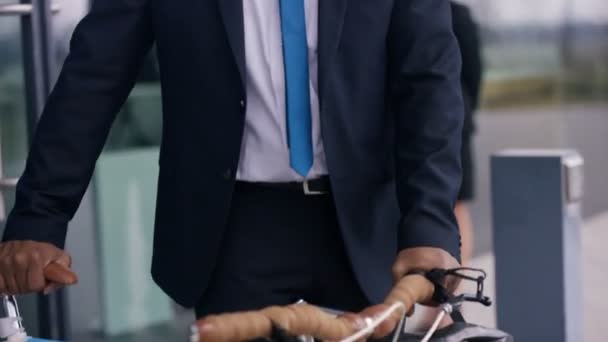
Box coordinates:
[192,274,435,342]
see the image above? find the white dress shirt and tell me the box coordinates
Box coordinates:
[236,0,327,182]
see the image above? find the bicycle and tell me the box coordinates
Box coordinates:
[0,265,511,341]
[191,268,513,342]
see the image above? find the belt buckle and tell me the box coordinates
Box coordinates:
[303,180,325,195]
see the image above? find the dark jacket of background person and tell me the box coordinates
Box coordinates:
[4,0,464,308]
[451,1,483,199]
[451,1,482,136]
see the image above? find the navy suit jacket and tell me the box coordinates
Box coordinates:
[4,0,464,307]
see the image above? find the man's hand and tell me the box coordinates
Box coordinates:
[360,248,460,339]
[0,240,76,295]
[392,247,460,294]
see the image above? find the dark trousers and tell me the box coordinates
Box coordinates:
[194,182,369,318]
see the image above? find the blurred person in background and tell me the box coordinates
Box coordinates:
[451,0,483,265]
[0,0,465,322]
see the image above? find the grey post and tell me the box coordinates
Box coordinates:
[491,150,584,342]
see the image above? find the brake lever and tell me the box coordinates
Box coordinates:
[425,267,493,308]
[455,293,492,307]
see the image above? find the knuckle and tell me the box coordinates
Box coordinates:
[392,261,405,273]
[391,266,403,278]
[13,253,28,267]
[30,251,42,263]
[1,256,12,268]
[30,278,45,292]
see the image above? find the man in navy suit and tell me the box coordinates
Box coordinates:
[0,0,463,318]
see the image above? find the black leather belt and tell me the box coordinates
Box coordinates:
[236,176,331,195]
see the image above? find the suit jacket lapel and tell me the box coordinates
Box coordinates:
[218,0,246,89]
[318,0,348,104]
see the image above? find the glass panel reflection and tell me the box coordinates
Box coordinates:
[460,0,608,108]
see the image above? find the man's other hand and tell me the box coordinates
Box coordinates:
[0,240,75,295]
[392,247,460,294]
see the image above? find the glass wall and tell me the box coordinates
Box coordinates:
[0,10,27,212]
[461,0,608,108]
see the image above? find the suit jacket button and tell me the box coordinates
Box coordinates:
[240,100,245,108]
[223,168,233,180]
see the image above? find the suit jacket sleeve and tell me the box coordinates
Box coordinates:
[388,0,464,260]
[3,0,154,248]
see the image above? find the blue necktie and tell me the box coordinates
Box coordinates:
[279,0,313,177]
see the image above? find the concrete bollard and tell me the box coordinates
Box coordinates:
[491,150,584,342]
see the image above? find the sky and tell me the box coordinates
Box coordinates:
[457,0,608,26]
